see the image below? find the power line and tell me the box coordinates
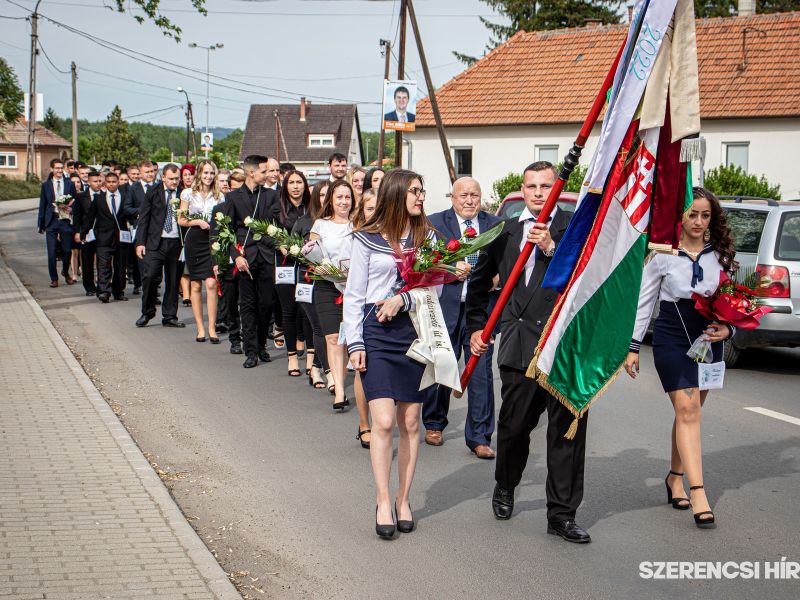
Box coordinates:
[125,104,182,120]
[37,38,70,74]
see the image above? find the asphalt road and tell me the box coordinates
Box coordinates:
[2,205,799,600]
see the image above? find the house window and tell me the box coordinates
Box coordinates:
[452,147,472,177]
[536,145,559,164]
[308,134,334,148]
[0,152,17,168]
[724,142,749,172]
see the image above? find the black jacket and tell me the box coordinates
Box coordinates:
[227,184,281,266]
[82,190,129,247]
[122,181,151,226]
[466,210,571,371]
[134,185,179,251]
[72,188,95,238]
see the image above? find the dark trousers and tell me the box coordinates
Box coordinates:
[218,270,241,344]
[423,302,495,449]
[96,242,128,297]
[238,258,274,357]
[300,302,327,371]
[495,366,588,522]
[80,241,97,293]
[140,237,181,321]
[128,244,141,288]
[275,282,313,354]
[45,220,73,281]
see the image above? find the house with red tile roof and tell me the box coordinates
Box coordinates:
[406,12,800,210]
[0,118,71,181]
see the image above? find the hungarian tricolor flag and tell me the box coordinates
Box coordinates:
[528,0,701,438]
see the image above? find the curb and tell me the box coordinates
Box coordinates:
[1,257,242,600]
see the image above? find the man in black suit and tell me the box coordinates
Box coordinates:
[38,158,78,287]
[133,163,185,328]
[81,171,129,303]
[72,169,104,296]
[210,197,242,355]
[123,160,157,295]
[466,161,591,544]
[383,85,415,123]
[228,154,281,368]
[424,177,501,458]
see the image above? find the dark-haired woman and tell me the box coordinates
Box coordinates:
[310,179,355,411]
[275,170,314,377]
[364,167,384,193]
[292,181,329,390]
[344,169,439,539]
[177,163,195,307]
[625,188,737,529]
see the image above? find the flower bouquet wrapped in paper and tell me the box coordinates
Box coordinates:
[300,239,348,285]
[691,269,773,331]
[53,194,74,221]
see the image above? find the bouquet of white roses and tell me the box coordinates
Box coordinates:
[211,211,237,273]
[244,218,306,257]
[54,194,74,221]
[300,239,349,285]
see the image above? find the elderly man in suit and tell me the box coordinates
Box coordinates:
[423,177,501,459]
[38,158,78,287]
[467,161,591,544]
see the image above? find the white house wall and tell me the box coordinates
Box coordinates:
[406,119,800,213]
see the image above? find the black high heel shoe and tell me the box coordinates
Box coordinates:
[375,506,395,540]
[356,428,371,449]
[665,470,690,510]
[690,485,716,528]
[332,396,350,411]
[395,502,415,533]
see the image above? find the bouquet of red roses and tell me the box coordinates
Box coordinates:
[691,269,773,330]
[394,221,504,292]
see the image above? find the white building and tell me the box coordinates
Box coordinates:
[405,12,800,213]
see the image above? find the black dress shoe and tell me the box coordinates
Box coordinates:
[98,293,110,303]
[395,502,415,533]
[162,319,186,328]
[85,291,95,297]
[243,355,258,368]
[230,342,243,355]
[257,349,271,363]
[492,484,514,520]
[375,506,395,540]
[216,323,229,333]
[135,315,151,328]
[547,519,591,544]
[113,295,128,301]
[132,286,141,295]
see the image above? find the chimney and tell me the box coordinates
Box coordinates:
[299,97,307,122]
[738,0,756,16]
[585,18,602,28]
[627,4,635,23]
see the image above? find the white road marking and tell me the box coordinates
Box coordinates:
[744,407,800,427]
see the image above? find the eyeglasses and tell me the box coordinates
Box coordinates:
[408,187,426,198]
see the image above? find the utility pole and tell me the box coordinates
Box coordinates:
[395,0,407,168]
[378,39,391,166]
[70,62,78,160]
[26,0,43,180]
[407,0,456,184]
[188,42,223,158]
[177,87,192,161]
[273,110,281,162]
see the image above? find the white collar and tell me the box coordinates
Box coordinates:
[519,206,556,223]
[455,212,479,226]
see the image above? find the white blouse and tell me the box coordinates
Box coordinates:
[180,189,222,221]
[343,231,441,355]
[632,245,728,344]
[310,219,353,266]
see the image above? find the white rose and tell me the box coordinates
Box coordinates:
[244,216,252,226]
[321,258,334,267]
[211,241,221,252]
[289,244,301,256]
[215,211,223,221]
[266,224,279,237]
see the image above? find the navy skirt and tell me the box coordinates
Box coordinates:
[361,303,426,403]
[652,299,722,393]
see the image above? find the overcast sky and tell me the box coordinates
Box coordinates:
[0,0,507,131]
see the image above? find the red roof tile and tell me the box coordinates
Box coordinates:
[0,118,71,147]
[416,12,800,127]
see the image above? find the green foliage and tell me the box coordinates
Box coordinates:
[0,58,24,126]
[694,0,800,18]
[492,172,523,201]
[360,131,395,166]
[150,146,172,162]
[91,106,146,165]
[562,164,588,193]
[456,0,623,64]
[111,0,207,42]
[704,164,781,200]
[207,128,243,168]
[0,175,41,201]
[42,107,59,132]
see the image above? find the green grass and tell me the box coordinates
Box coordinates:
[0,175,41,201]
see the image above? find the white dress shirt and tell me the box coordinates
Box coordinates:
[456,213,480,302]
[518,206,556,285]
[53,177,63,197]
[161,186,179,239]
[180,189,220,221]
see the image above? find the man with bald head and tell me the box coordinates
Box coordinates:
[264,157,281,192]
[423,177,501,458]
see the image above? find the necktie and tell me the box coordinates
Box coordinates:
[164,190,174,233]
[93,192,101,202]
[464,219,479,267]
[110,193,117,215]
[56,179,62,195]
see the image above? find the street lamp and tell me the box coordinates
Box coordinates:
[188,42,223,158]
[177,87,193,162]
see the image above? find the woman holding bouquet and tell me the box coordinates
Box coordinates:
[625,188,737,529]
[177,160,222,343]
[275,170,314,377]
[344,169,437,539]
[310,179,356,411]
[178,163,196,306]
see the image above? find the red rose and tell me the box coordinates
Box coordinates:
[445,239,461,252]
[432,255,440,264]
[463,227,477,239]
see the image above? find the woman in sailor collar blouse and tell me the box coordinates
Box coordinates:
[343,169,439,539]
[625,188,738,529]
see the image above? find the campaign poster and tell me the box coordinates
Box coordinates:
[382,80,417,132]
[200,132,214,152]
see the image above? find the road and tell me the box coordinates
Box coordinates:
[2,204,799,599]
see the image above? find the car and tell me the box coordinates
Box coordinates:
[496,190,579,219]
[718,201,800,366]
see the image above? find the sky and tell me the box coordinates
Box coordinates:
[0,0,507,131]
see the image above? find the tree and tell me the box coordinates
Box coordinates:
[360,131,395,166]
[694,0,800,18]
[704,164,781,200]
[92,106,145,165]
[0,57,23,126]
[150,146,172,162]
[456,0,622,64]
[112,0,207,41]
[42,107,59,132]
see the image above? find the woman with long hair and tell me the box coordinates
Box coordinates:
[177,160,222,343]
[275,170,314,377]
[344,169,437,539]
[349,188,378,449]
[348,166,366,206]
[625,188,738,529]
[310,179,355,411]
[177,163,196,306]
[363,167,385,192]
[292,181,330,390]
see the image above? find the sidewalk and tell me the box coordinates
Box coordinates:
[0,197,38,219]
[0,256,240,599]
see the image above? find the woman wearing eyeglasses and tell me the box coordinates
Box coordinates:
[344,169,438,539]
